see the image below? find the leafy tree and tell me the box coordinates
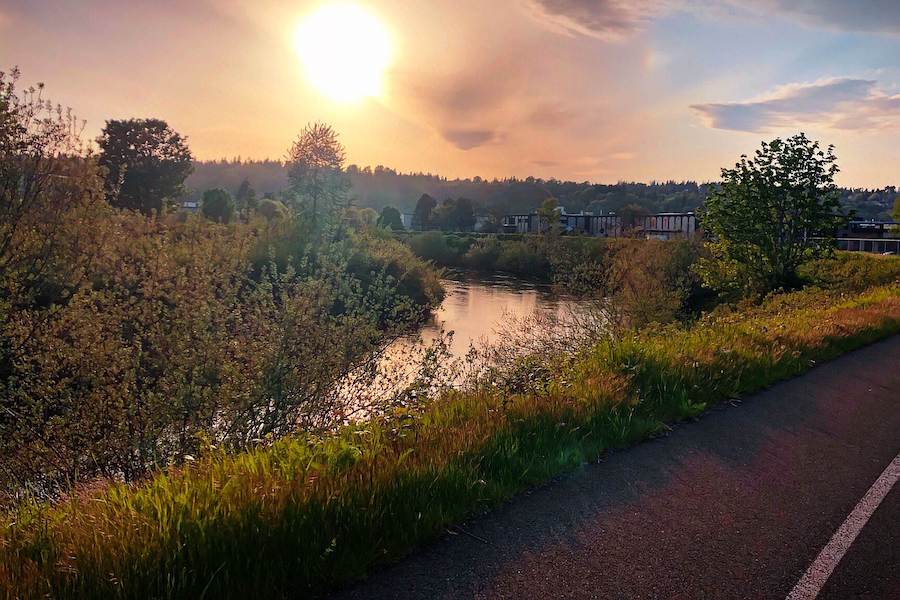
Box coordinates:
[432,197,476,231]
[97,118,193,215]
[617,203,651,231]
[286,122,350,223]
[257,198,289,221]
[453,197,477,231]
[0,67,107,310]
[377,206,404,231]
[235,178,257,212]
[892,196,900,222]
[698,133,847,293]
[536,197,562,234]
[201,188,236,223]
[431,199,453,230]
[411,193,436,230]
[344,206,378,230]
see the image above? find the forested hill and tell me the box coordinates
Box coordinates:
[186,159,897,220]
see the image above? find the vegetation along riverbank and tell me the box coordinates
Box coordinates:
[3,253,899,598]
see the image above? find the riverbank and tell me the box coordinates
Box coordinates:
[336,335,900,599]
[3,256,900,598]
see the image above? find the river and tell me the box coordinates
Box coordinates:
[412,270,587,360]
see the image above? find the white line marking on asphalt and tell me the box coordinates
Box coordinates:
[786,452,900,600]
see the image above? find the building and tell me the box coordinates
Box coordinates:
[636,213,697,240]
[502,210,695,239]
[838,220,900,239]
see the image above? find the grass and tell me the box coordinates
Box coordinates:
[2,255,900,599]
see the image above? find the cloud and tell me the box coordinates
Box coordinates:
[753,0,900,34]
[691,78,900,132]
[524,0,900,39]
[441,128,501,150]
[525,0,676,39]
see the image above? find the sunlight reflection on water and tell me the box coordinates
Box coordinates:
[414,271,584,360]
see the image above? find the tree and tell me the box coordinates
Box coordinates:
[344,206,378,229]
[286,122,349,223]
[97,118,193,215]
[431,199,453,230]
[0,67,106,309]
[698,133,847,293]
[537,197,562,234]
[411,193,437,230]
[453,197,477,231]
[257,198,289,221]
[377,206,404,231]
[201,188,235,223]
[431,197,476,231]
[235,178,257,212]
[617,203,651,231]
[892,196,900,222]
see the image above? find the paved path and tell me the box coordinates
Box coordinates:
[336,336,900,599]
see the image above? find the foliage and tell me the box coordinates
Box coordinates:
[189,159,897,222]
[536,197,562,234]
[235,178,257,212]
[617,203,651,229]
[2,262,898,597]
[893,196,900,222]
[377,205,404,231]
[285,122,350,224]
[97,118,193,214]
[0,74,445,496]
[432,197,476,231]
[343,206,379,230]
[256,197,288,221]
[799,252,900,292]
[411,193,436,230]
[200,188,236,223]
[0,67,107,311]
[698,133,848,294]
[605,239,706,327]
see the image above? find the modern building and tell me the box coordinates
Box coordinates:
[636,213,698,240]
[502,209,696,240]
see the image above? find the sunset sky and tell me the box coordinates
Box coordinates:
[3,0,899,187]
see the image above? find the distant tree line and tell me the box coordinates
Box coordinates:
[187,160,898,228]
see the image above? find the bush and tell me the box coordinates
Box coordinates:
[408,231,462,265]
[799,252,900,292]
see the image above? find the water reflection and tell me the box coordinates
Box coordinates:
[415,271,583,360]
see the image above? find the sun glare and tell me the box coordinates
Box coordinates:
[294,3,393,103]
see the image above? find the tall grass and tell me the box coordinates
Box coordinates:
[2,264,900,598]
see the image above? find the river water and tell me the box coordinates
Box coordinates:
[413,271,586,360]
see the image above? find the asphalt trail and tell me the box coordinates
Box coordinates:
[336,335,900,599]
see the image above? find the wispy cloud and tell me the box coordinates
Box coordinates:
[691,78,900,132]
[524,0,676,40]
[524,0,900,39]
[754,0,900,34]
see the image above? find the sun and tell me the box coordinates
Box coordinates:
[294,3,393,103]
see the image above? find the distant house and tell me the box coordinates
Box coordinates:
[400,212,414,230]
[181,200,200,212]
